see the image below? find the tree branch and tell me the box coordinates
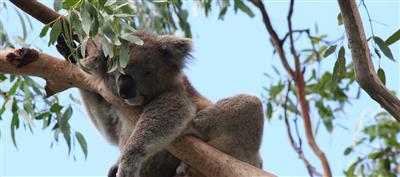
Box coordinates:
[250,0,333,176]
[337,0,400,121]
[284,82,322,177]
[9,0,63,24]
[250,0,295,79]
[0,48,275,177]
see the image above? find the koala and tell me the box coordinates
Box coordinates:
[56,31,264,177]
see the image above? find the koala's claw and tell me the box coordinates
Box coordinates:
[107,164,118,177]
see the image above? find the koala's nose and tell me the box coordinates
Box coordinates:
[118,75,137,99]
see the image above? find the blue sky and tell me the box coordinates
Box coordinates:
[1,0,399,176]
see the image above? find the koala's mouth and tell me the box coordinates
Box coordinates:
[124,96,144,106]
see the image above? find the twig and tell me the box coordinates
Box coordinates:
[283,81,322,177]
[281,29,310,44]
[250,0,333,176]
[250,0,295,79]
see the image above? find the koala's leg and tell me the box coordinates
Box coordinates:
[200,94,264,165]
[80,90,121,145]
[114,91,195,177]
[178,94,264,177]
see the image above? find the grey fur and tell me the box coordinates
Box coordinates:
[79,32,264,177]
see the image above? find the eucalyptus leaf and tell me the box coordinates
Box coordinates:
[120,33,143,45]
[373,36,395,61]
[75,131,88,159]
[39,24,50,37]
[62,0,80,10]
[119,40,130,68]
[233,0,254,17]
[331,46,345,89]
[323,45,337,58]
[80,2,92,35]
[377,68,386,85]
[385,29,400,46]
[337,13,343,26]
[48,19,62,46]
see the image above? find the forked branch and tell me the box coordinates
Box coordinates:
[250,0,332,176]
[337,0,400,121]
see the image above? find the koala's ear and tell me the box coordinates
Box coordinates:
[159,35,192,68]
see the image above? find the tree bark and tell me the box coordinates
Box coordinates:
[337,0,400,121]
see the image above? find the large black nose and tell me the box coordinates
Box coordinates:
[118,75,137,99]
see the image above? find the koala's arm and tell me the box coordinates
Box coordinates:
[116,89,196,177]
[80,90,121,145]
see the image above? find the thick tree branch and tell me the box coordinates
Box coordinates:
[0,48,275,177]
[250,0,333,176]
[337,0,400,121]
[9,0,63,24]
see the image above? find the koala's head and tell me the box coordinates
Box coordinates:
[106,32,191,106]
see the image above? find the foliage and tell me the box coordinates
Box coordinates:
[0,2,87,160]
[344,112,399,177]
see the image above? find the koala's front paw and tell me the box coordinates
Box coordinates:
[115,161,140,177]
[107,163,119,177]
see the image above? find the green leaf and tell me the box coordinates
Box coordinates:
[39,24,50,37]
[331,46,346,89]
[61,107,73,125]
[385,29,400,46]
[62,0,80,10]
[62,127,71,155]
[35,112,50,120]
[373,36,395,61]
[345,160,358,176]
[75,131,88,159]
[266,102,273,118]
[344,147,353,155]
[11,114,19,149]
[374,48,381,58]
[105,0,117,6]
[120,33,143,45]
[80,2,91,35]
[103,21,120,45]
[377,68,386,85]
[337,13,343,26]
[81,36,89,58]
[50,103,62,113]
[368,151,383,159]
[53,0,62,11]
[7,80,20,97]
[323,45,337,58]
[119,40,130,68]
[218,5,229,20]
[48,19,62,46]
[233,0,254,17]
[102,37,113,58]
